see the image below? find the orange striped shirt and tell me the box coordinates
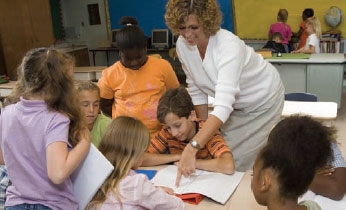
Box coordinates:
[148,120,231,159]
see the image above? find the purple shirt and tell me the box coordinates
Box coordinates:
[0,98,78,210]
[269,22,292,45]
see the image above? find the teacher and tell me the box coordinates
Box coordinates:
[165,0,284,185]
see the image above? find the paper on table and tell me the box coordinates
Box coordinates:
[71,144,114,210]
[151,165,244,204]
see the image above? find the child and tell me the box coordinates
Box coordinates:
[98,16,179,137]
[75,80,112,146]
[262,32,286,53]
[292,17,321,54]
[252,115,334,210]
[309,139,346,200]
[268,9,292,52]
[293,8,315,49]
[87,116,185,209]
[142,87,235,175]
[0,47,90,209]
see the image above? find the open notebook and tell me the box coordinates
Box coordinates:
[71,144,114,210]
[151,165,244,205]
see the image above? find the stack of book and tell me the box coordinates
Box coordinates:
[320,31,342,53]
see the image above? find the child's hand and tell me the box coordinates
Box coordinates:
[78,127,91,144]
[156,186,175,195]
[316,165,335,176]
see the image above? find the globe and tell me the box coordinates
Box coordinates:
[325,6,343,28]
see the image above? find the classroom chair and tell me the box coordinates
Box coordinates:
[284,92,318,102]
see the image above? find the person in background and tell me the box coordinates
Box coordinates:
[0,165,10,210]
[268,8,292,52]
[293,8,315,49]
[309,137,346,200]
[75,81,112,147]
[87,116,185,210]
[98,16,180,137]
[0,47,90,209]
[292,17,321,54]
[252,115,334,210]
[262,32,286,53]
[143,87,235,175]
[165,0,284,186]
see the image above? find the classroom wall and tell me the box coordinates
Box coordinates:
[233,0,346,39]
[108,0,234,36]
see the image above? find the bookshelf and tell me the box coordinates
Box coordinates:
[320,32,342,53]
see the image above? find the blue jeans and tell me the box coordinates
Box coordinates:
[5,204,51,210]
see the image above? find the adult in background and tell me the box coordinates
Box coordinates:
[165,0,284,185]
[98,16,179,137]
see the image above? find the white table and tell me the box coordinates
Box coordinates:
[73,66,106,81]
[0,81,15,97]
[282,101,338,120]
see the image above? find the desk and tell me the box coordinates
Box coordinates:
[282,101,338,120]
[140,165,264,210]
[89,47,170,66]
[266,53,345,108]
[0,81,16,97]
[73,66,106,81]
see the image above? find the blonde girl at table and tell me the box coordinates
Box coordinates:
[75,81,112,147]
[87,116,185,210]
[292,17,321,54]
[165,0,284,185]
[252,116,333,210]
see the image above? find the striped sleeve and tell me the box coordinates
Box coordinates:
[148,128,170,154]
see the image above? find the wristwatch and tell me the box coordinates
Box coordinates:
[190,139,201,150]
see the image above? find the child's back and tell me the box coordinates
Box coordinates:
[252,115,334,210]
[88,116,185,210]
[0,47,90,209]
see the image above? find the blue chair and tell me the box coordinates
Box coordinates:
[284,92,317,102]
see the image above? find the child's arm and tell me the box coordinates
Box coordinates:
[0,146,4,165]
[195,152,235,175]
[292,45,315,54]
[46,127,90,184]
[100,98,113,118]
[141,152,180,166]
[309,167,346,200]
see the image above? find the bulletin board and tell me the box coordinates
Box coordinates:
[232,0,346,39]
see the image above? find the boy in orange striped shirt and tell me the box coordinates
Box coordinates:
[142,87,235,175]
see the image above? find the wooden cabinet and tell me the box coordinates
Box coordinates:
[0,0,55,80]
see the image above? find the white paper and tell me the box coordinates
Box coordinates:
[151,165,244,204]
[71,144,114,210]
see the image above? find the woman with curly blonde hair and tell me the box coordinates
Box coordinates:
[165,0,284,186]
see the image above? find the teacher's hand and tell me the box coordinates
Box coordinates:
[175,144,197,187]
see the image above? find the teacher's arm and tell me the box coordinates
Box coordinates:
[176,114,223,186]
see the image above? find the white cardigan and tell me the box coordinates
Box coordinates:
[176,29,282,122]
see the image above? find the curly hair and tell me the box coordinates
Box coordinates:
[157,87,194,123]
[260,115,335,200]
[165,0,222,35]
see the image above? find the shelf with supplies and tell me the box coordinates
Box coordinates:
[320,31,342,53]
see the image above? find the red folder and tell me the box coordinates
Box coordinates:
[176,193,204,205]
